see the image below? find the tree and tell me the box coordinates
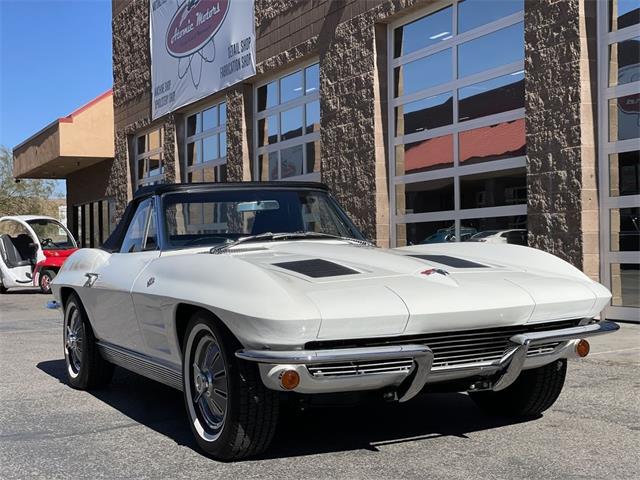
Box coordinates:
[0,146,59,217]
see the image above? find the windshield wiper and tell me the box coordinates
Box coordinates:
[209,231,374,254]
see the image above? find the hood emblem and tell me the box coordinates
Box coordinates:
[421,268,449,277]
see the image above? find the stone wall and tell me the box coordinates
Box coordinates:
[524,0,599,278]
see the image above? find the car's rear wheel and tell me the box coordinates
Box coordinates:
[63,293,114,389]
[39,269,55,294]
[469,359,567,417]
[182,312,279,460]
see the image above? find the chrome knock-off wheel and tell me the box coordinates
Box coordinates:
[191,334,228,438]
[64,305,84,378]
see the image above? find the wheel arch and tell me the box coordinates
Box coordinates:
[174,303,240,356]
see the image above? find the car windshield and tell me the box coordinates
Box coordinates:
[471,230,501,239]
[162,189,366,249]
[27,219,76,249]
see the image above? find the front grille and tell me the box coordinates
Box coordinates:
[307,358,414,378]
[305,320,580,370]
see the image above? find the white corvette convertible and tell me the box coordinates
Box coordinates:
[50,182,618,460]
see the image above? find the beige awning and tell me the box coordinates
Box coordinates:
[13,90,114,179]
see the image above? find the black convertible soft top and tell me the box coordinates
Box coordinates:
[133,181,329,200]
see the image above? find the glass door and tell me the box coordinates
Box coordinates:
[597,0,640,322]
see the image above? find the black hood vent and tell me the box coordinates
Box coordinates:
[408,254,488,268]
[273,259,359,278]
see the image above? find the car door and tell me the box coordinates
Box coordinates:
[81,198,160,353]
[0,219,36,288]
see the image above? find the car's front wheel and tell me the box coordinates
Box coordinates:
[469,359,567,417]
[182,312,279,460]
[39,269,55,294]
[63,293,114,389]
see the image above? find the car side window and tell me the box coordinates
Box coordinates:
[143,208,158,251]
[120,199,154,253]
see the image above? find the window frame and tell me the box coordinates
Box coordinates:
[183,98,228,184]
[596,0,640,321]
[119,197,158,253]
[253,60,321,182]
[388,0,527,247]
[134,127,165,189]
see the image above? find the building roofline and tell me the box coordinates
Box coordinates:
[13,89,113,152]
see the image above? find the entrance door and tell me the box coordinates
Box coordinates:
[597,0,640,322]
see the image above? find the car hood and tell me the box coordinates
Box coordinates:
[193,240,611,339]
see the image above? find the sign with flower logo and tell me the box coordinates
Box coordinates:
[151,0,255,119]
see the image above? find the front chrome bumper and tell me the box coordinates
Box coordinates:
[236,320,619,401]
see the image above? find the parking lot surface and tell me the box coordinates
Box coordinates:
[1,290,639,479]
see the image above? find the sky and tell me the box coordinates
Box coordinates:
[0,0,113,196]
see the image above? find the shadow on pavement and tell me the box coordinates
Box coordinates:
[37,359,529,460]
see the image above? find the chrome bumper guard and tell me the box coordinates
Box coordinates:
[492,320,619,391]
[236,345,433,402]
[236,320,619,401]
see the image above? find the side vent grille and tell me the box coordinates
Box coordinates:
[273,259,359,278]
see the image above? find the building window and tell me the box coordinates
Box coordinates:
[135,127,164,188]
[74,198,117,248]
[597,0,639,321]
[254,62,320,181]
[390,0,526,247]
[184,101,227,183]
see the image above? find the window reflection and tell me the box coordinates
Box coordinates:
[610,264,640,307]
[281,106,304,141]
[394,49,452,97]
[459,119,525,165]
[396,221,455,246]
[396,134,454,175]
[305,64,320,94]
[460,167,526,209]
[306,141,320,174]
[458,72,524,121]
[281,145,304,178]
[609,37,640,87]
[609,0,640,31]
[396,178,454,215]
[610,207,640,252]
[306,100,320,134]
[609,150,640,196]
[258,115,278,147]
[458,23,524,78]
[280,70,303,104]
[257,81,278,111]
[609,95,640,141]
[203,106,218,130]
[461,216,527,244]
[202,135,218,161]
[458,0,523,33]
[393,6,452,58]
[395,92,452,136]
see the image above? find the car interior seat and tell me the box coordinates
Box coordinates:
[0,234,31,268]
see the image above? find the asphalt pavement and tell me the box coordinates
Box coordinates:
[1,290,639,479]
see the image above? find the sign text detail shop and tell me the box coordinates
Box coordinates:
[151,0,256,119]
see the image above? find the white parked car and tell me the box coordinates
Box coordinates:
[468,229,528,245]
[50,182,618,460]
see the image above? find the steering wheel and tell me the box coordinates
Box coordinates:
[41,238,54,248]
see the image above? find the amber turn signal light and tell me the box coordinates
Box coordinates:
[576,339,590,358]
[280,370,300,390]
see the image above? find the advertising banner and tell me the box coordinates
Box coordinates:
[150,0,255,119]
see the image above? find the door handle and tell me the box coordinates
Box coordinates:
[84,273,99,287]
